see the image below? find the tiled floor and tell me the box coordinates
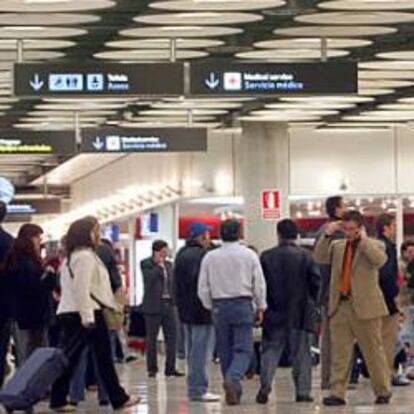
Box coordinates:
[3,357,414,413]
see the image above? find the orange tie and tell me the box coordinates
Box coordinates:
[340,242,353,296]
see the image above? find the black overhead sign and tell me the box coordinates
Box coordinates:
[190,62,358,96]
[0,131,76,154]
[14,63,184,97]
[8,198,62,215]
[81,128,207,153]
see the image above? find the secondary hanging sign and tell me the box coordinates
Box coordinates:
[14,63,184,97]
[81,128,207,153]
[0,131,76,154]
[191,61,358,96]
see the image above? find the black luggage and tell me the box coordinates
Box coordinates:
[0,348,67,413]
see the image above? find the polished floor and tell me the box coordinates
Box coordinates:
[3,357,414,414]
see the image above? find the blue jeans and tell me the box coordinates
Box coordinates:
[260,329,312,397]
[69,347,108,403]
[213,298,254,392]
[183,324,215,399]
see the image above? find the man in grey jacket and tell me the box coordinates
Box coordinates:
[198,219,267,406]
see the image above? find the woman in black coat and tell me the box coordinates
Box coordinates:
[4,223,56,361]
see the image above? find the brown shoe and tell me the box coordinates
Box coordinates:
[223,381,240,406]
[115,396,141,411]
[53,405,77,413]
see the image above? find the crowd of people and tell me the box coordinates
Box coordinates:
[0,193,413,410]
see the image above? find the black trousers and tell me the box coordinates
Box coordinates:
[0,317,11,387]
[50,311,129,409]
[144,302,177,374]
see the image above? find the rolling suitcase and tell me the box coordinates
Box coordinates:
[0,347,68,413]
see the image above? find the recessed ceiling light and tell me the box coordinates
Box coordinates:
[120,121,221,128]
[94,49,208,60]
[120,26,242,38]
[377,50,414,60]
[357,88,395,96]
[239,114,321,121]
[0,50,63,60]
[345,112,414,121]
[149,0,285,11]
[379,104,414,110]
[360,60,414,70]
[255,37,371,49]
[0,39,74,50]
[0,0,115,12]
[139,109,228,116]
[43,97,135,103]
[274,25,397,37]
[0,13,99,25]
[28,110,116,116]
[0,26,86,38]
[358,70,414,79]
[296,11,414,25]
[152,101,242,109]
[266,102,355,109]
[280,96,374,103]
[327,122,399,128]
[252,109,339,116]
[359,79,413,88]
[134,12,262,25]
[36,103,125,110]
[236,48,349,59]
[163,97,254,103]
[126,116,217,122]
[106,38,224,49]
[319,1,414,11]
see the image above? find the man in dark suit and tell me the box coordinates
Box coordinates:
[256,219,321,405]
[141,240,183,378]
[0,201,14,386]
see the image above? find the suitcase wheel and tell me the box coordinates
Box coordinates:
[5,408,13,414]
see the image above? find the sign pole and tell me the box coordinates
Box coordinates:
[17,39,24,63]
[170,38,177,63]
[42,165,49,196]
[74,111,81,148]
[187,109,193,127]
[321,37,328,62]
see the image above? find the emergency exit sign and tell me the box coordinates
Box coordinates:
[261,190,281,221]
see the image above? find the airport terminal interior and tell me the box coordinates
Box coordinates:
[4,0,414,413]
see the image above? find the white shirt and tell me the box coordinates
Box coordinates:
[58,248,117,325]
[198,242,267,311]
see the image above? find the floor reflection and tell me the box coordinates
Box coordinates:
[10,357,414,414]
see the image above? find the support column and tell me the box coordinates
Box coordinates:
[396,195,404,258]
[241,122,290,253]
[157,203,180,254]
[128,218,137,305]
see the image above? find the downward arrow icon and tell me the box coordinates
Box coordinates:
[205,72,220,90]
[92,136,104,150]
[30,74,44,91]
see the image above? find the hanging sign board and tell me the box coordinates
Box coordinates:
[14,63,184,97]
[80,128,207,153]
[190,62,358,96]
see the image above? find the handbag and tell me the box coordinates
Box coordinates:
[100,288,126,331]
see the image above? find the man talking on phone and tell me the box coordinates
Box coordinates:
[314,210,391,406]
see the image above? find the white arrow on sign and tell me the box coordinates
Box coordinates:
[92,136,105,150]
[30,74,44,91]
[205,72,220,90]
